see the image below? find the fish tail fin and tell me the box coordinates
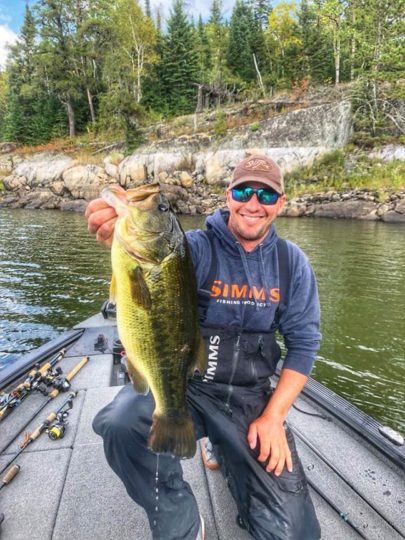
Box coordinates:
[148,413,196,458]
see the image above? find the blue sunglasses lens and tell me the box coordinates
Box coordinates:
[231,186,279,205]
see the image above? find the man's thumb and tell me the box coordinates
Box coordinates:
[247,424,257,449]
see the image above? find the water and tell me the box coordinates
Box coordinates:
[0,209,404,432]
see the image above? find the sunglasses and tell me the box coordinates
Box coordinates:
[231,185,280,205]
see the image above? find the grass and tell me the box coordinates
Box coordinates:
[73,151,104,166]
[285,149,405,198]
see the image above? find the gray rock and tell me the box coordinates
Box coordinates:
[13,154,74,186]
[50,181,66,196]
[394,199,405,214]
[314,201,376,219]
[3,175,27,191]
[63,165,109,201]
[60,199,88,212]
[0,142,18,154]
[104,162,119,179]
[382,211,405,223]
[369,145,405,162]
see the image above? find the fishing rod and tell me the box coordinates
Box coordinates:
[291,424,405,538]
[305,475,369,539]
[0,349,66,421]
[0,356,89,455]
[0,392,76,478]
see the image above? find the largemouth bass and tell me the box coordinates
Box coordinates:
[102,184,206,458]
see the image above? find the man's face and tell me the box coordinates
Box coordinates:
[226,182,286,246]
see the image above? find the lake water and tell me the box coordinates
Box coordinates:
[0,208,404,432]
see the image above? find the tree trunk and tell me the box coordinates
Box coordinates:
[196,84,204,113]
[253,53,266,98]
[66,95,76,138]
[350,1,356,81]
[86,87,96,125]
[335,35,340,85]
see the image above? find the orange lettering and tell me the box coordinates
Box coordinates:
[270,288,280,302]
[211,280,222,297]
[252,286,265,301]
[231,284,248,298]
[223,283,229,297]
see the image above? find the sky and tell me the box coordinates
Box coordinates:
[0,0,238,69]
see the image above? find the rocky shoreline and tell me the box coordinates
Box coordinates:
[1,98,404,222]
[1,160,404,222]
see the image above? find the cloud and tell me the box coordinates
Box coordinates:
[0,25,18,69]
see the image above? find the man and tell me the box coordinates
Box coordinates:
[85,154,321,540]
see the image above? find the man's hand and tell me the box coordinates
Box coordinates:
[85,194,121,246]
[247,368,308,476]
[247,414,292,476]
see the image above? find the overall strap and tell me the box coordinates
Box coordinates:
[198,229,218,323]
[271,238,290,330]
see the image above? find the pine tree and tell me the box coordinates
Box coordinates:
[145,0,151,18]
[297,0,334,83]
[195,15,211,82]
[35,0,82,137]
[160,0,200,115]
[2,4,60,144]
[226,0,257,82]
[248,0,272,29]
[209,0,222,25]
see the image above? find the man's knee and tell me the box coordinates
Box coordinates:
[92,386,154,447]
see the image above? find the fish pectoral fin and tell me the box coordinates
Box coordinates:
[109,272,117,303]
[127,361,149,395]
[196,335,207,373]
[130,267,152,309]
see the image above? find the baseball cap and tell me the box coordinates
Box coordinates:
[228,154,284,194]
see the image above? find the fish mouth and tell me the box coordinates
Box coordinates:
[127,184,161,208]
[117,230,155,264]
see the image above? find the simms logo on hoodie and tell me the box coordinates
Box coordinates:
[202,335,220,382]
[210,280,280,307]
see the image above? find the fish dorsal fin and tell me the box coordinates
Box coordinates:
[131,267,152,309]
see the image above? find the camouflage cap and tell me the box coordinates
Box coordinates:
[229,154,284,194]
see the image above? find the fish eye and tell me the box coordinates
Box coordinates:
[158,203,169,212]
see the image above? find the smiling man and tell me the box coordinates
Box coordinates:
[86,154,321,540]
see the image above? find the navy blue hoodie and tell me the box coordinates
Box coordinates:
[186,209,321,376]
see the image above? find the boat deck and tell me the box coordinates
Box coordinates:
[0,314,404,539]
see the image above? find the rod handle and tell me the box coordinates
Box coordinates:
[30,411,56,441]
[2,464,20,485]
[66,356,89,382]
[38,350,65,376]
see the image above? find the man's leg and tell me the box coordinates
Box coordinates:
[187,382,321,540]
[93,384,203,540]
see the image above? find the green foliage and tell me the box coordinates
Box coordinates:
[227,1,257,82]
[250,121,260,132]
[158,0,200,115]
[213,110,227,135]
[286,150,405,195]
[1,0,403,147]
